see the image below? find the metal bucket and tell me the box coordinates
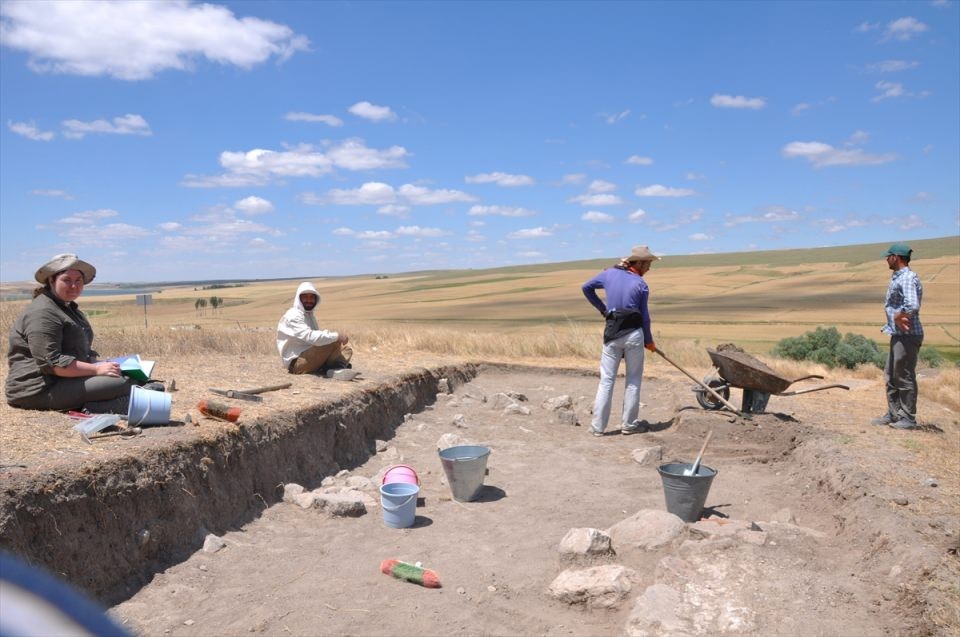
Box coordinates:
[657,462,717,523]
[438,445,490,502]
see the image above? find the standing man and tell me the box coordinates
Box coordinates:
[872,243,923,429]
[277,282,357,379]
[582,245,659,437]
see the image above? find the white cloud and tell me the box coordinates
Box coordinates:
[884,17,928,41]
[59,208,120,224]
[333,227,355,236]
[354,230,394,240]
[689,233,713,241]
[635,184,696,197]
[866,60,920,73]
[0,0,309,80]
[377,204,410,217]
[625,155,653,165]
[348,101,397,122]
[302,181,475,207]
[601,109,630,124]
[62,114,151,139]
[31,188,73,199]
[516,251,545,258]
[581,211,615,223]
[325,138,409,170]
[234,196,274,215]
[856,21,881,33]
[628,208,647,222]
[561,173,586,185]
[724,206,801,226]
[791,103,811,116]
[285,112,343,127]
[781,141,897,167]
[569,193,624,206]
[872,80,909,102]
[158,222,182,231]
[587,180,617,193]
[466,230,486,243]
[468,205,536,217]
[8,119,54,141]
[710,94,766,109]
[396,225,450,237]
[507,227,553,239]
[182,140,408,187]
[464,172,534,187]
[397,184,476,205]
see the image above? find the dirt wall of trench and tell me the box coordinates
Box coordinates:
[0,364,480,604]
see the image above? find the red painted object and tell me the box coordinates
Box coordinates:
[197,399,241,423]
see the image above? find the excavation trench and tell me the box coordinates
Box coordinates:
[1,363,954,636]
[0,363,481,604]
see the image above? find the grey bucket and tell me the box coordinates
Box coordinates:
[657,462,717,523]
[438,445,491,502]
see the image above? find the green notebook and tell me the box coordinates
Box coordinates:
[109,354,156,383]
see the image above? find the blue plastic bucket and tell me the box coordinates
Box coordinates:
[438,445,491,502]
[380,482,419,528]
[657,462,718,523]
[127,386,172,426]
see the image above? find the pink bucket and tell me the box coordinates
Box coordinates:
[382,464,420,487]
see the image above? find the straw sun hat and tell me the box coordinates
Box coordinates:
[34,253,97,285]
[624,245,660,263]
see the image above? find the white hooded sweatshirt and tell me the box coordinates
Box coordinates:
[276,282,340,366]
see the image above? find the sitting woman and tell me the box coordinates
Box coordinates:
[5,254,147,413]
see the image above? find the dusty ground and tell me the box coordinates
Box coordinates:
[40,360,947,637]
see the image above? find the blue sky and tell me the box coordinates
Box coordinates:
[1,0,958,283]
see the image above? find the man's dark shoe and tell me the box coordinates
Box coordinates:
[890,418,918,430]
[83,395,131,415]
[870,413,895,426]
[622,422,648,435]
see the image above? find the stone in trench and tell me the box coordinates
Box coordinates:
[607,509,686,551]
[548,564,637,609]
[503,403,531,416]
[556,409,578,426]
[202,534,226,553]
[688,518,760,539]
[346,476,373,490]
[506,391,528,402]
[623,583,687,637]
[542,395,573,411]
[452,414,468,428]
[559,528,612,557]
[438,378,450,394]
[489,392,517,410]
[375,439,389,453]
[308,493,367,517]
[437,433,468,450]
[282,483,305,503]
[630,445,663,466]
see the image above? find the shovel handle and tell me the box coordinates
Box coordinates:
[690,430,713,474]
[653,347,742,416]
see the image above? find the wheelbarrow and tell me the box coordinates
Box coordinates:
[693,344,849,414]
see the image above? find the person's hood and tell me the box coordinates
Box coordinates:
[293,282,321,311]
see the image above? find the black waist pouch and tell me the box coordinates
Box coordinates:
[603,310,644,343]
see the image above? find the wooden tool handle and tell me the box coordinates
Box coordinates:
[240,382,292,395]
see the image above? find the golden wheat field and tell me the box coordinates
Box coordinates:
[1,239,958,408]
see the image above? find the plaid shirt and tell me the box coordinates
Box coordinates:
[882,267,923,336]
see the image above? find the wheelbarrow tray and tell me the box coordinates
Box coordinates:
[707,347,793,394]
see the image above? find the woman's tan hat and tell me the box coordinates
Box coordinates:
[35,253,97,285]
[624,245,660,262]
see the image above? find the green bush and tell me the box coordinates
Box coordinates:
[773,327,884,369]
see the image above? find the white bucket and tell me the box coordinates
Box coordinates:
[127,386,171,426]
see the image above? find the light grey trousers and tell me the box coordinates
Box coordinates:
[884,334,923,421]
[591,329,646,433]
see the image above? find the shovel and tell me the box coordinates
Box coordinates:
[684,430,713,476]
[651,347,743,417]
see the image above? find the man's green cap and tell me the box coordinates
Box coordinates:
[883,243,912,257]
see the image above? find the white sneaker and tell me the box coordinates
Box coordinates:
[325,369,360,381]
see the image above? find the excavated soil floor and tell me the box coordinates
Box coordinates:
[2,355,958,636]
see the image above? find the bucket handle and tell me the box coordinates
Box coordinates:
[381,494,417,512]
[129,388,150,427]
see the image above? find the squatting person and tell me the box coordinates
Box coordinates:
[872,243,924,430]
[276,281,357,379]
[581,245,659,437]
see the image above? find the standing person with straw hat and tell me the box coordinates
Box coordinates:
[5,254,149,413]
[581,245,660,437]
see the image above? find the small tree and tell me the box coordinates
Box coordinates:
[773,327,885,369]
[209,296,221,313]
[194,298,207,316]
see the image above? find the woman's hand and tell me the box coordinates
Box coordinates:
[95,361,122,377]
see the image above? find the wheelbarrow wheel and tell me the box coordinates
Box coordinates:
[695,376,730,410]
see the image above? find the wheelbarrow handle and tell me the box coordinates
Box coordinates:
[653,347,743,417]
